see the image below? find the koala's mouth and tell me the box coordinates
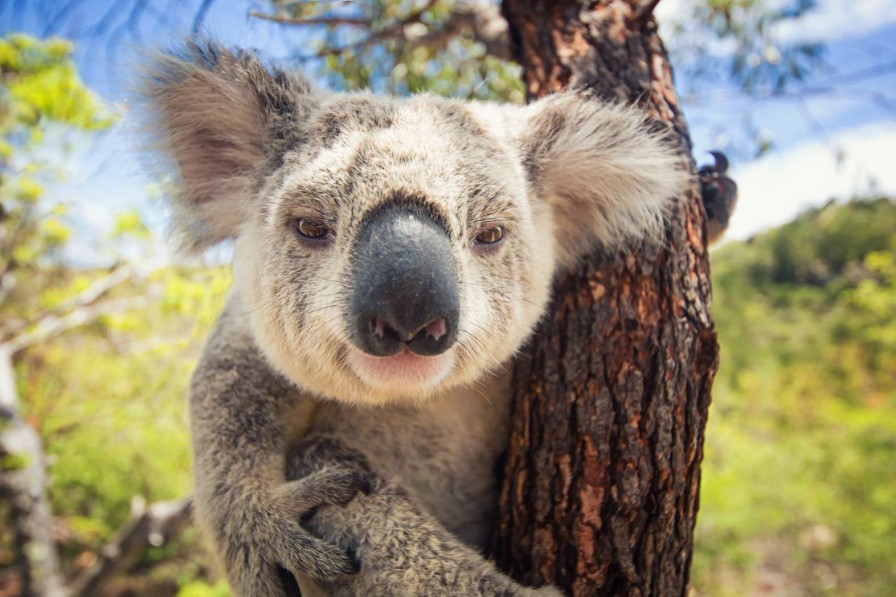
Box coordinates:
[346,346,454,391]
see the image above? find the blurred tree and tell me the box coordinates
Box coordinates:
[0,34,123,597]
[256,0,524,100]
[260,0,827,89]
[702,198,896,595]
[0,35,234,596]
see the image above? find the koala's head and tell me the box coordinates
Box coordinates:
[145,42,688,405]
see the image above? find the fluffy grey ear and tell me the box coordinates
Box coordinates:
[142,41,318,250]
[518,92,690,266]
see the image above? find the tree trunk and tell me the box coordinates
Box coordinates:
[491,2,719,596]
[0,345,67,597]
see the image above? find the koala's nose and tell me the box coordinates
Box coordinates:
[349,203,459,358]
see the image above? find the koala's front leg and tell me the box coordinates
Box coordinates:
[288,437,562,597]
[190,301,370,596]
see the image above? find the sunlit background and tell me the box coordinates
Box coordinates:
[1,1,894,595]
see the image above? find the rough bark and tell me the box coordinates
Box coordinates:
[492,2,718,596]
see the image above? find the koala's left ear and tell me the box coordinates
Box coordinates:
[141,40,319,251]
[518,92,690,266]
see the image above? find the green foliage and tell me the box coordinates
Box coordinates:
[0,34,228,589]
[177,579,231,597]
[0,33,116,326]
[764,198,896,286]
[0,34,114,131]
[844,251,896,361]
[693,198,896,596]
[111,209,152,240]
[22,267,230,541]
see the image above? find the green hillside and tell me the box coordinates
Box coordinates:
[694,197,896,596]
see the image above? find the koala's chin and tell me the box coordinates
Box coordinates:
[346,347,456,398]
[245,306,468,406]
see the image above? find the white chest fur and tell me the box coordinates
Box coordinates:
[312,369,512,549]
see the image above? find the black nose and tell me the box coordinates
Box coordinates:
[349,203,459,357]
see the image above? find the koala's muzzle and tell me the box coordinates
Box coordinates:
[350,204,459,358]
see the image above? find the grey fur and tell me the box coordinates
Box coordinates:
[289,437,560,597]
[145,41,690,596]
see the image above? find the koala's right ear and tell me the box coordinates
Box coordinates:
[513,92,689,267]
[142,41,318,250]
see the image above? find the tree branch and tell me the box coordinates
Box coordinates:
[6,295,152,355]
[404,1,510,60]
[52,264,139,316]
[69,497,193,597]
[248,11,371,27]
[192,0,217,34]
[254,0,510,61]
[311,0,439,57]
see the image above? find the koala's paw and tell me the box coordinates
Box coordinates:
[304,482,555,597]
[281,464,374,522]
[268,519,360,584]
[222,463,374,596]
[226,530,357,597]
[274,466,374,575]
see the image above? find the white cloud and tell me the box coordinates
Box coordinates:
[723,122,896,241]
[774,0,896,44]
[656,0,896,49]
[655,0,687,22]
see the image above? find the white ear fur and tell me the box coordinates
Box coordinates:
[142,41,315,251]
[519,93,690,266]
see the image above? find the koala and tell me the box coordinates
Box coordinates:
[143,41,690,596]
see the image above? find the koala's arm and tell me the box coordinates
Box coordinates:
[190,296,369,596]
[290,437,561,597]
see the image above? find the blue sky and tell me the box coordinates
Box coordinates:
[3,0,896,262]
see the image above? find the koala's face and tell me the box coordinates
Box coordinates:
[146,43,689,405]
[233,96,553,403]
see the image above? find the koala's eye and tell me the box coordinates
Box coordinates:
[295,218,331,240]
[474,226,504,245]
